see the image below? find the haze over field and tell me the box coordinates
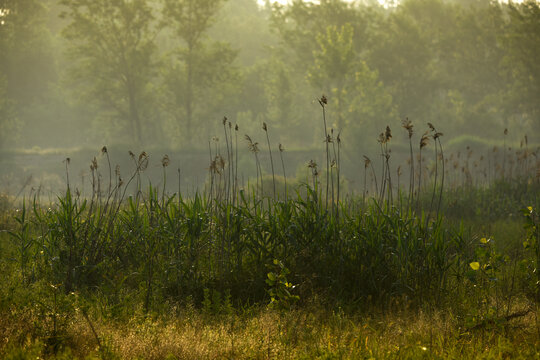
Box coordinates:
[1,2,540,359]
[0,0,538,194]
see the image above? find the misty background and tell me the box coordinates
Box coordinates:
[0,0,538,196]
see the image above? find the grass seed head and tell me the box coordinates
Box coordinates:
[318,94,327,107]
[245,135,259,153]
[162,155,170,168]
[385,126,392,142]
[91,157,98,170]
[363,155,371,168]
[402,117,414,138]
[138,152,148,171]
[420,132,430,149]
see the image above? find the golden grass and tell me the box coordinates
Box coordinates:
[2,303,538,359]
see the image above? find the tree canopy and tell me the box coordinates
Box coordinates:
[0,0,538,149]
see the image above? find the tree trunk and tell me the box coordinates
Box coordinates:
[185,43,194,142]
[128,82,142,144]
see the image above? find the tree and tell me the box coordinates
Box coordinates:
[367,0,441,123]
[270,3,394,142]
[308,24,356,131]
[502,0,540,133]
[0,75,18,148]
[0,0,55,147]
[162,0,238,143]
[60,0,157,144]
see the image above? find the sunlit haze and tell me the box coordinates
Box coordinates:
[0,0,539,355]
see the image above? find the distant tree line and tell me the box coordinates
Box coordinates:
[0,0,538,150]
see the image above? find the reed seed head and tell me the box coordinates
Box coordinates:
[101,146,108,154]
[138,152,148,171]
[363,155,371,168]
[402,117,413,138]
[162,154,170,168]
[262,122,267,131]
[385,126,392,142]
[420,131,429,149]
[245,134,259,153]
[318,94,327,107]
[222,116,227,126]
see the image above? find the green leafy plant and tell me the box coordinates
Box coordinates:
[203,288,234,316]
[522,206,539,302]
[8,199,33,283]
[266,259,299,310]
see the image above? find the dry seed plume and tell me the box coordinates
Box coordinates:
[318,94,327,107]
[161,155,170,168]
[402,117,414,138]
[363,155,371,168]
[420,132,430,149]
[245,134,259,153]
[385,126,392,142]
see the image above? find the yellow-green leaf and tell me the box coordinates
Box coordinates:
[469,262,480,271]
